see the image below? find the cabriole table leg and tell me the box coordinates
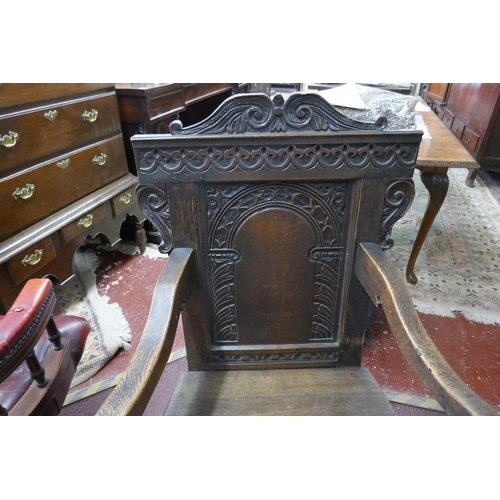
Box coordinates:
[406,168,449,284]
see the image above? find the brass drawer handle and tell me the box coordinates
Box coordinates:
[82,109,99,123]
[92,153,107,166]
[77,214,93,228]
[44,110,58,121]
[13,183,35,200]
[22,249,43,267]
[119,192,132,205]
[0,131,19,148]
[57,158,71,169]
[467,137,471,144]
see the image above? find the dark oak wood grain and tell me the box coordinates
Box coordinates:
[356,242,498,416]
[166,367,395,416]
[96,248,195,416]
[94,91,496,416]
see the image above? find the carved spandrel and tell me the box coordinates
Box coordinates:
[379,179,415,251]
[136,185,172,254]
[169,93,388,135]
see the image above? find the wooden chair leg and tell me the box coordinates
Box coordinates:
[46,317,63,351]
[25,351,48,388]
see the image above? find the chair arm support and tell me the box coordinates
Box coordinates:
[356,242,498,416]
[95,248,195,416]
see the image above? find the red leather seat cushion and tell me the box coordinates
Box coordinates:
[0,315,90,412]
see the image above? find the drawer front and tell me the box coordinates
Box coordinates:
[0,92,121,174]
[0,84,111,110]
[442,109,455,129]
[6,237,56,285]
[110,188,137,217]
[0,135,128,241]
[60,204,108,244]
[462,127,480,154]
[451,117,465,139]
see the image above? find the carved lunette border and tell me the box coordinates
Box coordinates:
[207,183,346,344]
[137,142,420,178]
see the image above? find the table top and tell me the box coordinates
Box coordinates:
[416,101,479,170]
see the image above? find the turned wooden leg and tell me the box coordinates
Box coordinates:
[135,220,147,253]
[25,350,48,388]
[465,168,479,187]
[406,169,449,284]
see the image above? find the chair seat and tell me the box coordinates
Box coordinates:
[165,367,395,416]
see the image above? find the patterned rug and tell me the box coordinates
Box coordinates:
[389,168,500,325]
[54,243,167,388]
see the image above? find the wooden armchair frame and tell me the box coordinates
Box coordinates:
[96,92,498,416]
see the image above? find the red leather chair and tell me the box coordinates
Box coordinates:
[0,278,90,416]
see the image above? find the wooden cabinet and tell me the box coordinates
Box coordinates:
[115,83,250,174]
[423,83,451,118]
[0,84,146,313]
[423,83,500,181]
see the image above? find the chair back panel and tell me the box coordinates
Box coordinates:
[133,93,422,371]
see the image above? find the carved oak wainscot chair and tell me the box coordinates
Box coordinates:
[0,278,90,416]
[96,93,498,416]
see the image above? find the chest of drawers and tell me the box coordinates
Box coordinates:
[0,84,146,313]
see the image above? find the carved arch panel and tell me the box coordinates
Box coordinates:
[206,182,347,344]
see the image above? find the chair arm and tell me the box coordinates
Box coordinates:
[0,278,57,383]
[95,248,195,416]
[355,242,498,416]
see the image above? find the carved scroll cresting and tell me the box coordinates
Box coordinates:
[207,182,346,344]
[379,179,415,251]
[169,93,388,135]
[136,185,173,254]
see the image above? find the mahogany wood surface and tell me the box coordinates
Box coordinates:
[423,83,500,177]
[406,103,479,284]
[0,85,146,314]
[115,83,246,174]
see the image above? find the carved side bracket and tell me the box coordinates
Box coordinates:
[379,179,415,251]
[136,185,172,254]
